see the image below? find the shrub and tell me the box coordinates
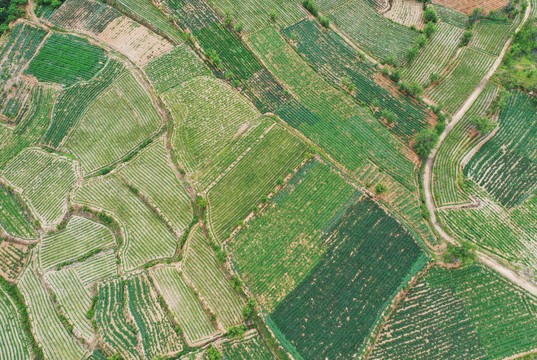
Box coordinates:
[269,10,278,22]
[468,115,497,134]
[381,109,397,125]
[389,69,401,83]
[234,21,244,33]
[227,324,246,338]
[301,0,319,16]
[374,182,388,194]
[444,241,477,264]
[424,22,437,38]
[424,7,438,23]
[319,15,330,28]
[406,45,420,63]
[460,30,472,47]
[207,345,222,360]
[429,72,441,84]
[412,128,438,158]
[415,34,427,48]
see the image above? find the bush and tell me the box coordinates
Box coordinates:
[242,298,257,319]
[227,324,246,338]
[381,109,397,125]
[415,34,427,48]
[319,15,330,28]
[468,115,497,134]
[460,30,473,47]
[424,7,438,23]
[429,72,441,84]
[406,45,420,63]
[424,22,437,38]
[412,128,438,158]
[301,0,319,16]
[389,69,401,83]
[407,80,424,97]
[207,345,222,360]
[234,21,244,33]
[269,10,278,22]
[444,241,477,264]
[206,49,222,68]
[374,182,388,194]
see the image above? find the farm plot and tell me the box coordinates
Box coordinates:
[471,20,516,56]
[150,266,219,345]
[0,23,47,122]
[39,216,116,271]
[433,4,469,29]
[96,278,140,359]
[433,82,498,207]
[45,269,94,341]
[437,189,537,268]
[163,76,259,175]
[117,138,193,233]
[207,0,306,33]
[0,241,29,281]
[126,273,183,358]
[2,148,77,226]
[465,92,537,208]
[385,0,425,30]
[0,287,30,360]
[70,250,118,288]
[432,0,510,15]
[426,46,495,114]
[144,45,209,94]
[183,225,245,329]
[355,159,437,246]
[164,0,220,32]
[51,0,174,66]
[74,176,177,271]
[219,331,275,359]
[208,125,307,241]
[26,33,107,87]
[270,196,428,360]
[247,26,418,190]
[403,22,464,85]
[62,72,162,174]
[231,159,358,311]
[114,0,185,43]
[282,19,432,144]
[19,259,86,360]
[326,0,419,62]
[370,265,537,359]
[0,185,37,239]
[42,58,127,149]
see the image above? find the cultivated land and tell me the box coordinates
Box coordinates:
[0,0,536,359]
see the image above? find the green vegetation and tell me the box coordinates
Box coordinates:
[271,196,427,360]
[26,33,107,87]
[0,185,37,239]
[413,128,438,158]
[0,286,31,360]
[444,241,478,264]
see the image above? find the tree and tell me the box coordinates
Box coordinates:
[412,128,438,158]
[381,109,397,125]
[374,182,388,194]
[424,7,438,23]
[319,15,330,28]
[415,34,427,48]
[227,325,246,338]
[468,115,497,134]
[301,0,319,16]
[429,72,441,84]
[460,30,472,46]
[242,298,257,319]
[269,10,278,22]
[390,68,401,83]
[424,22,437,38]
[406,45,420,63]
[444,241,477,264]
[206,345,222,360]
[234,21,244,33]
[407,80,424,97]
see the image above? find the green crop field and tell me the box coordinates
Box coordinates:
[74,176,178,271]
[39,216,116,270]
[208,125,307,241]
[144,45,210,94]
[231,158,357,311]
[19,259,87,360]
[426,46,495,114]
[0,287,29,360]
[465,91,537,208]
[219,331,276,359]
[282,20,432,143]
[0,185,36,240]
[403,22,464,85]
[2,149,77,226]
[62,71,162,174]
[183,225,245,329]
[247,26,418,190]
[0,241,29,281]
[433,4,469,29]
[471,20,514,56]
[150,265,219,345]
[433,82,499,207]
[163,76,259,175]
[324,0,419,62]
[26,33,107,87]
[370,265,537,359]
[270,196,427,359]
[70,250,118,287]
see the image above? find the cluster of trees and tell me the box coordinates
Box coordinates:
[444,241,478,264]
[301,0,330,27]
[0,0,26,33]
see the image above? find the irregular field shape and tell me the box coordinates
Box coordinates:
[183,225,245,329]
[40,216,116,270]
[150,265,218,345]
[208,125,307,241]
[19,260,86,360]
[271,196,427,360]
[62,72,162,174]
[231,159,357,311]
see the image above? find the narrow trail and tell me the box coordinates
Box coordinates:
[423,4,535,294]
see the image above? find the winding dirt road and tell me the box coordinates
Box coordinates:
[422,4,537,296]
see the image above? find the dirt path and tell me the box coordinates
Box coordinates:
[423,3,533,290]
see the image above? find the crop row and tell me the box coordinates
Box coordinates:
[117,138,193,233]
[0,287,29,360]
[403,22,464,85]
[42,58,127,148]
[0,241,28,281]
[74,176,177,271]
[247,26,418,190]
[0,185,36,240]
[40,216,116,270]
[231,158,357,311]
[2,148,77,226]
[163,76,259,175]
[433,82,498,208]
[72,250,118,288]
[61,72,162,174]
[384,0,425,30]
[426,46,495,114]
[183,225,245,329]
[271,196,427,360]
[433,4,469,29]
[465,91,537,208]
[150,265,218,345]
[19,259,86,360]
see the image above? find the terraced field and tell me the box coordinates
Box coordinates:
[0,185,36,239]
[231,159,358,311]
[465,91,537,208]
[0,241,29,281]
[0,287,29,360]
[370,265,537,359]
